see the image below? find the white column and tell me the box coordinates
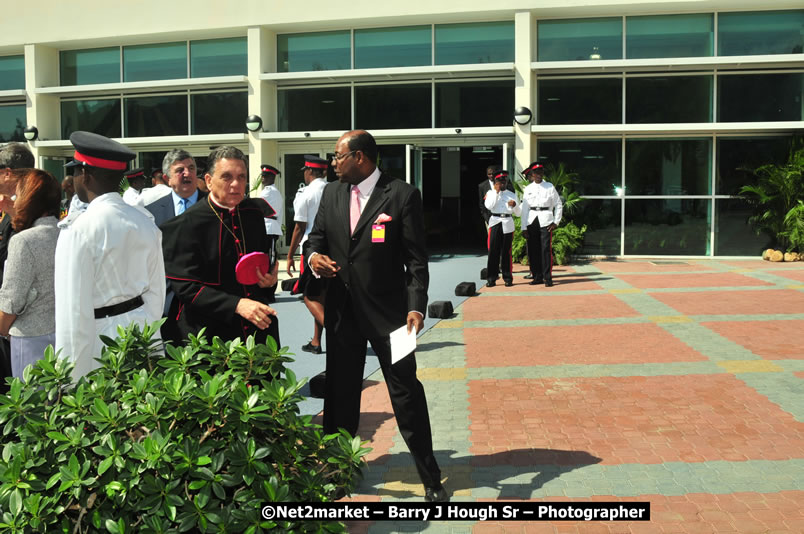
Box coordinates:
[514,11,535,175]
[24,44,60,164]
[247,26,278,195]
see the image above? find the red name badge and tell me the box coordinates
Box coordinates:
[372,224,385,243]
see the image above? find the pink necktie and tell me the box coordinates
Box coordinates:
[350,185,361,235]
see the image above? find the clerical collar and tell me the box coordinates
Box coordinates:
[209,192,241,212]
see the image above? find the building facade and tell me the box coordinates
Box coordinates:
[1,0,802,256]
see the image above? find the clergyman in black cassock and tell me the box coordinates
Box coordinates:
[160,147,280,347]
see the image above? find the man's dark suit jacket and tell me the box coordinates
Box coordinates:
[478,179,515,224]
[145,190,207,227]
[304,173,428,340]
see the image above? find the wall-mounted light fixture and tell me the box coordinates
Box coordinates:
[23,125,39,141]
[245,115,263,132]
[513,107,532,125]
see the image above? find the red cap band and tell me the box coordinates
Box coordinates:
[126,171,144,179]
[494,173,508,180]
[304,162,328,169]
[261,168,279,175]
[74,151,128,171]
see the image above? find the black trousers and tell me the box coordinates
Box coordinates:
[526,221,553,281]
[487,224,513,284]
[323,298,441,488]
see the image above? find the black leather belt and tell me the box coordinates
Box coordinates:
[266,215,277,220]
[530,207,550,211]
[491,213,512,218]
[94,295,144,319]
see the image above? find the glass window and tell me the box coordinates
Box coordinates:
[719,10,804,56]
[625,139,711,195]
[715,198,774,255]
[190,37,247,77]
[61,98,121,139]
[0,56,25,91]
[434,21,514,65]
[355,26,431,69]
[718,73,803,122]
[538,77,622,124]
[537,140,622,196]
[626,14,713,59]
[277,31,350,72]
[574,199,622,255]
[278,86,351,132]
[124,95,187,137]
[354,84,431,130]
[625,199,711,255]
[191,91,247,134]
[123,42,187,82]
[0,105,26,142]
[537,18,622,62]
[60,47,120,86]
[627,75,712,123]
[436,80,513,127]
[716,136,793,195]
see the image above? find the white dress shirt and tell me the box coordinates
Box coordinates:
[520,181,563,228]
[260,184,284,236]
[55,193,166,381]
[483,189,521,233]
[292,177,327,250]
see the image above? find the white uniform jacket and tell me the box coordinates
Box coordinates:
[260,184,284,236]
[55,193,166,380]
[520,181,563,228]
[484,189,521,234]
[121,187,141,206]
[292,178,327,251]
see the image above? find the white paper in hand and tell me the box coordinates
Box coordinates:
[389,324,417,364]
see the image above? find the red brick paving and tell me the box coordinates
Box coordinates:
[464,324,707,367]
[482,277,605,292]
[617,273,772,289]
[468,375,804,465]
[591,262,716,273]
[717,260,803,269]
[764,268,804,283]
[650,289,804,316]
[456,491,804,534]
[464,295,641,322]
[795,371,804,380]
[701,320,804,360]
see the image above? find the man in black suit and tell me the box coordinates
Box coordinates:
[306,130,447,503]
[145,149,205,226]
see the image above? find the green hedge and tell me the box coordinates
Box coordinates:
[0,322,369,533]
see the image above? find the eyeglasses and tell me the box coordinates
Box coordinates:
[331,150,357,162]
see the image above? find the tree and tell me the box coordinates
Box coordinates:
[739,139,804,252]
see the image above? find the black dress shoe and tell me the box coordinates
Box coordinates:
[504,281,513,287]
[545,279,554,287]
[301,342,323,354]
[424,484,449,502]
[485,280,496,287]
[524,273,533,279]
[529,279,544,285]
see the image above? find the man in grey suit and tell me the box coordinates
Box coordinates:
[145,149,205,226]
[144,148,205,343]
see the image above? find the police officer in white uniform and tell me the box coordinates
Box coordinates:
[122,167,146,206]
[520,162,563,287]
[55,131,166,380]
[285,155,329,353]
[483,170,521,287]
[260,164,284,302]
